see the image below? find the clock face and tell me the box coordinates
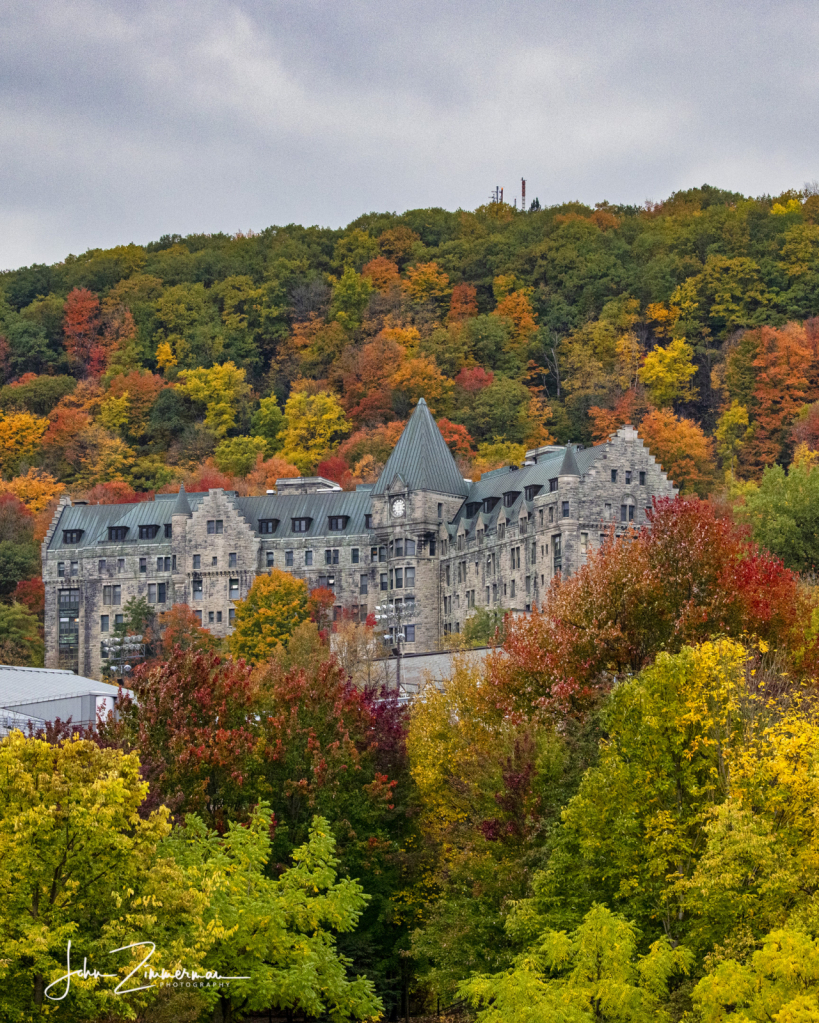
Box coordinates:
[391,497,406,517]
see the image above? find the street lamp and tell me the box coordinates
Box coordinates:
[372,597,420,695]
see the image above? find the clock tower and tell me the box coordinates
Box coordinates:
[370,399,470,650]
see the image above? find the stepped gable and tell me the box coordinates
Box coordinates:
[372,398,470,498]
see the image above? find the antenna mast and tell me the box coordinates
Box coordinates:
[521,178,526,211]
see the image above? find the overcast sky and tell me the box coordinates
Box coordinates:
[1,0,817,270]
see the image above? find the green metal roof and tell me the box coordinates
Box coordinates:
[372,398,470,497]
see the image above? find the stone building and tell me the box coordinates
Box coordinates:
[42,399,676,677]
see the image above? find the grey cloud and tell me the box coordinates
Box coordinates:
[0,0,817,269]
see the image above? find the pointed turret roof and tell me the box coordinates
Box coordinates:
[171,484,192,517]
[558,444,580,477]
[372,398,470,497]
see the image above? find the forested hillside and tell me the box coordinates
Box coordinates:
[3,182,819,654]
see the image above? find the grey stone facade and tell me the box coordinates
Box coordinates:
[42,401,676,678]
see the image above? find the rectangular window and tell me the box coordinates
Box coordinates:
[438,502,443,519]
[640,471,646,485]
[70,561,78,577]
[605,503,611,519]
[429,537,436,555]
[406,539,416,556]
[108,526,128,541]
[102,585,121,606]
[562,501,569,518]
[172,555,176,570]
[511,579,516,598]
[621,504,627,522]
[292,518,310,532]
[526,575,531,594]
[625,470,632,484]
[629,504,635,521]
[497,523,505,539]
[193,554,201,569]
[258,519,278,534]
[305,550,313,566]
[267,551,275,567]
[395,538,404,557]
[365,514,373,529]
[405,624,415,643]
[611,469,617,482]
[63,529,83,544]
[216,610,222,623]
[165,523,172,538]
[207,519,223,534]
[405,566,415,587]
[114,613,124,626]
[98,559,106,573]
[229,578,239,598]
[139,524,159,539]
[164,557,171,571]
[445,565,450,586]
[351,548,360,563]
[360,574,368,595]
[549,506,554,523]
[549,478,558,493]
[194,610,203,624]
[228,608,235,625]
[148,583,156,602]
[208,611,215,623]
[212,556,218,566]
[581,531,588,554]
[486,586,490,604]
[371,546,378,561]
[380,573,388,591]
[157,556,164,571]
[379,546,387,562]
[148,583,166,603]
[117,559,124,573]
[58,561,65,577]
[328,516,346,531]
[325,549,339,565]
[395,568,403,588]
[539,509,544,526]
[100,615,109,632]
[285,550,293,567]
[193,579,203,597]
[229,552,237,568]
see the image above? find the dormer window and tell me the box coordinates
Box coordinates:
[466,502,482,518]
[482,497,499,513]
[138,524,159,540]
[108,526,128,541]
[292,517,311,533]
[524,485,542,501]
[63,529,83,545]
[503,491,521,508]
[328,516,348,531]
[549,478,558,493]
[258,518,279,534]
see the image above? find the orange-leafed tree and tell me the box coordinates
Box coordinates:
[389,355,452,415]
[155,603,220,657]
[83,480,150,504]
[448,283,479,322]
[338,333,404,427]
[743,323,816,473]
[639,409,716,496]
[62,288,103,374]
[307,586,336,637]
[361,256,401,293]
[242,454,301,495]
[106,371,164,439]
[403,262,451,305]
[492,284,538,358]
[437,418,475,458]
[378,225,420,266]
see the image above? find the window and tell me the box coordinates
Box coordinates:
[103,585,121,606]
[333,605,342,622]
[445,565,451,586]
[100,615,109,632]
[63,529,83,544]
[395,568,403,588]
[285,550,294,567]
[380,573,388,591]
[156,556,164,571]
[531,542,537,563]
[549,478,558,493]
[351,548,360,563]
[172,555,176,570]
[212,556,218,566]
[621,503,635,522]
[511,580,516,598]
[258,519,278,534]
[553,535,562,573]
[477,529,484,544]
[305,550,313,566]
[497,523,506,539]
[139,524,159,539]
[292,518,310,532]
[379,546,387,562]
[640,471,646,485]
[194,610,203,624]
[108,526,128,541]
[429,538,436,555]
[405,566,415,587]
[229,608,235,625]
[229,552,237,568]
[71,561,79,577]
[208,611,214,624]
[604,503,611,519]
[117,558,125,573]
[325,549,339,565]
[526,575,531,594]
[503,491,520,508]
[148,583,167,603]
[114,613,124,627]
[58,562,65,577]
[405,624,415,643]
[395,538,404,557]
[98,559,106,573]
[525,485,542,501]
[328,516,347,531]
[59,588,79,607]
[371,546,378,561]
[364,514,373,529]
[486,586,490,604]
[165,523,172,538]
[611,469,617,483]
[549,506,554,523]
[138,557,146,574]
[438,503,443,519]
[562,501,570,518]
[193,579,203,597]
[207,519,223,534]
[360,574,368,595]
[216,611,222,623]
[193,554,201,569]
[581,532,589,554]
[229,578,239,598]
[625,470,632,484]
[318,575,335,592]
[267,551,275,567]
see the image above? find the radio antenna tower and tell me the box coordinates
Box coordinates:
[521,178,526,211]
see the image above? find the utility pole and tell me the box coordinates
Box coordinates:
[373,597,421,695]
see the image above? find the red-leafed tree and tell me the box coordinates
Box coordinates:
[436,417,475,457]
[62,288,103,375]
[489,497,813,717]
[12,577,44,619]
[448,283,479,322]
[454,366,494,394]
[84,480,152,504]
[316,454,356,490]
[307,586,336,637]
